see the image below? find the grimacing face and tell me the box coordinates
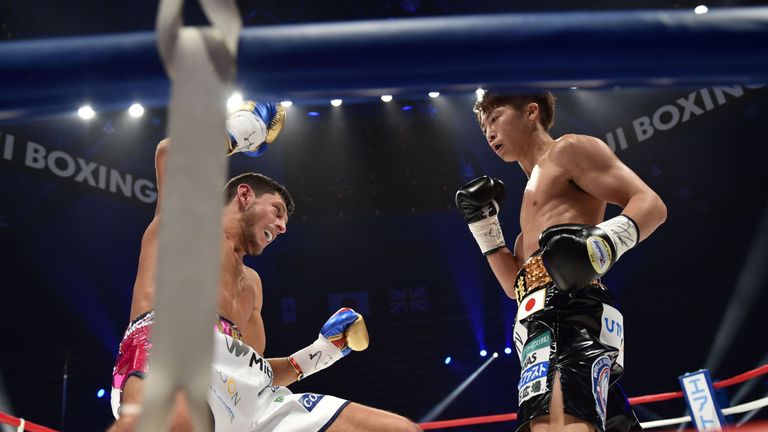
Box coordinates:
[240,191,288,256]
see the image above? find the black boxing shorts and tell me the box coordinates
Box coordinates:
[512,252,643,432]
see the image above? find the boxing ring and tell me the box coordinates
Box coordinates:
[1,3,768,431]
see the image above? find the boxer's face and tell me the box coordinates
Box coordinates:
[240,191,288,256]
[480,104,533,163]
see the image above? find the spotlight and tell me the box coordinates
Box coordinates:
[380,95,393,103]
[128,103,145,118]
[227,92,243,113]
[401,105,413,111]
[77,105,95,120]
[307,111,320,117]
[97,388,105,398]
[444,356,452,365]
[694,5,708,14]
[570,86,578,90]
[479,349,488,357]
[330,99,343,107]
[428,91,440,98]
[279,100,293,107]
[504,347,513,355]
[475,88,485,100]
[492,352,499,358]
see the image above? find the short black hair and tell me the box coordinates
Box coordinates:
[473,91,556,131]
[224,172,295,217]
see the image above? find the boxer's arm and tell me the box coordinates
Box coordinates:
[551,134,667,241]
[267,358,300,387]
[486,233,523,300]
[242,268,266,354]
[153,138,170,216]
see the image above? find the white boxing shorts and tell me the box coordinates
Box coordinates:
[209,332,350,432]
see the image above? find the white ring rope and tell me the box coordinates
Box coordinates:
[640,396,768,429]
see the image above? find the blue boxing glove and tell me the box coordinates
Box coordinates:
[540,215,640,292]
[288,308,369,380]
[226,101,286,158]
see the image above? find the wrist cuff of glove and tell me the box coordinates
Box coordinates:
[226,110,267,155]
[595,214,639,261]
[468,215,506,255]
[289,336,342,381]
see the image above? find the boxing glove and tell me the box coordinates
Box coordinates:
[288,308,369,380]
[455,176,507,254]
[540,215,639,292]
[226,101,286,158]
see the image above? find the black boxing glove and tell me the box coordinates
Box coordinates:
[540,215,640,292]
[455,176,507,255]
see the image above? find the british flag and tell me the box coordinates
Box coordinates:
[388,286,430,314]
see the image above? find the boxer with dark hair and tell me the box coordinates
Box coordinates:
[457,91,667,432]
[109,102,420,432]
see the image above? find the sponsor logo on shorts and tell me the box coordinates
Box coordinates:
[519,362,548,388]
[216,371,242,407]
[592,356,611,431]
[513,321,528,360]
[273,396,284,403]
[518,331,551,403]
[209,383,236,423]
[586,237,612,274]
[516,289,545,322]
[225,337,251,357]
[599,304,625,368]
[299,393,325,412]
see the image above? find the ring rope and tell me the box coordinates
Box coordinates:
[0,413,56,432]
[0,365,766,431]
[640,396,768,429]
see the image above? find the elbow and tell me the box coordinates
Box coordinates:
[653,192,668,226]
[156,137,170,156]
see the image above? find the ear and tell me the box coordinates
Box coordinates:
[526,102,540,121]
[237,184,253,208]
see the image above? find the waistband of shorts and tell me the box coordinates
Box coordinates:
[123,310,155,338]
[216,315,243,341]
[514,250,552,304]
[123,310,243,341]
[514,249,601,304]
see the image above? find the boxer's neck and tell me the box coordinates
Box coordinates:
[517,129,554,178]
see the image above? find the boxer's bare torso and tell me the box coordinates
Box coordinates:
[129,219,266,354]
[514,135,606,267]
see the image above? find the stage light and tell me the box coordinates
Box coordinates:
[444,356,452,365]
[428,91,440,98]
[77,105,95,120]
[504,347,513,355]
[421,352,499,422]
[279,100,293,107]
[227,92,243,113]
[492,352,499,358]
[695,5,708,14]
[307,111,320,117]
[475,88,485,100]
[401,105,413,111]
[380,95,393,102]
[330,99,343,107]
[479,349,487,357]
[97,388,105,398]
[128,103,145,118]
